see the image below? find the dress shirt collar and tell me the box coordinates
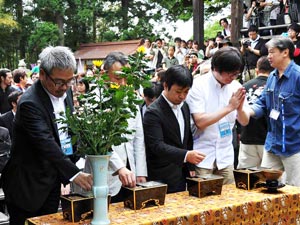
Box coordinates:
[162,92,184,110]
[210,70,224,89]
[272,60,294,79]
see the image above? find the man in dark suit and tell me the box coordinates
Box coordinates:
[143,65,206,193]
[0,46,93,225]
[0,90,23,138]
[0,68,16,114]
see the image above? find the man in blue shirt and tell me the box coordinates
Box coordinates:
[248,37,300,187]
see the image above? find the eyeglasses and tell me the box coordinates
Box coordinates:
[47,74,75,87]
[225,72,241,78]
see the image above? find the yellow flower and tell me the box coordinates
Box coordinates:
[110,83,120,89]
[93,60,103,68]
[137,46,146,54]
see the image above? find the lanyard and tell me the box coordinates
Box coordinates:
[281,100,286,153]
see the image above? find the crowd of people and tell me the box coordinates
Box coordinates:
[0,12,299,225]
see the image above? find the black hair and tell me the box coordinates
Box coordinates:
[219,18,229,26]
[143,82,162,99]
[248,25,259,33]
[155,38,162,43]
[164,65,193,90]
[174,37,182,43]
[256,56,273,73]
[78,78,90,93]
[211,46,244,73]
[0,68,11,81]
[8,90,23,107]
[12,69,27,83]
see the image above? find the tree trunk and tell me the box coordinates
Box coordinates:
[121,0,129,30]
[56,14,65,46]
[16,0,26,59]
[231,0,243,47]
[193,0,204,50]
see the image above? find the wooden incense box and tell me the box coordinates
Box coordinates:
[123,181,167,210]
[186,174,224,198]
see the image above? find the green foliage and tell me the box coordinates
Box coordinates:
[0,0,232,66]
[28,22,60,61]
[58,49,150,155]
[204,21,223,40]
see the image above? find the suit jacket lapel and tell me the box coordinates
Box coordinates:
[35,81,60,141]
[181,103,190,147]
[158,96,182,145]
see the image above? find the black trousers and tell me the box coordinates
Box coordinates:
[6,182,60,225]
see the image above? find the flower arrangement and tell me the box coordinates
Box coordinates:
[59,49,150,155]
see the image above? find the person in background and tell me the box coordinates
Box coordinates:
[0,69,16,114]
[287,22,300,65]
[219,18,231,40]
[174,37,186,65]
[12,68,28,92]
[205,35,224,58]
[162,46,179,69]
[186,47,249,184]
[150,38,166,69]
[246,37,300,187]
[140,82,162,119]
[237,56,273,169]
[0,90,23,138]
[76,78,90,94]
[240,25,268,82]
[97,52,147,203]
[188,52,200,76]
[143,65,206,193]
[0,46,93,225]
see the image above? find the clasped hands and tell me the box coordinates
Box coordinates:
[228,87,246,111]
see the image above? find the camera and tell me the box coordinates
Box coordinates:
[217,42,224,48]
[255,1,260,7]
[242,41,251,48]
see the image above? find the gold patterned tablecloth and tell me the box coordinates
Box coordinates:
[26,184,300,225]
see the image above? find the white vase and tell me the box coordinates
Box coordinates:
[87,154,111,225]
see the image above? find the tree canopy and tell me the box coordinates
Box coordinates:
[0,0,230,68]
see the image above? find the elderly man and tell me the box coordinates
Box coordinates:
[103,52,147,202]
[1,46,93,225]
[246,37,300,187]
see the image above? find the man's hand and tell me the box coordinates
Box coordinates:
[61,184,71,195]
[136,176,147,183]
[228,87,246,111]
[186,150,206,164]
[118,167,136,188]
[73,172,93,191]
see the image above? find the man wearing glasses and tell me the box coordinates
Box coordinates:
[186,47,249,184]
[1,46,93,225]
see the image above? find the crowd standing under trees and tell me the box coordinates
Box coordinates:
[0,1,300,223]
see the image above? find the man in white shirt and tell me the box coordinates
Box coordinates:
[186,47,249,184]
[103,52,147,202]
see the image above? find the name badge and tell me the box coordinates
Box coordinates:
[61,137,73,155]
[219,122,232,138]
[269,109,280,120]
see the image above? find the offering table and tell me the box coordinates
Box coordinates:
[26,184,300,225]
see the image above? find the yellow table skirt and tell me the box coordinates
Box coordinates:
[26,184,300,225]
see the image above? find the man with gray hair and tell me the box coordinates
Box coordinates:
[246,37,300,187]
[1,46,93,225]
[104,52,147,203]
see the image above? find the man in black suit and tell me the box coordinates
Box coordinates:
[143,65,206,193]
[0,68,16,114]
[0,46,93,225]
[0,90,23,138]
